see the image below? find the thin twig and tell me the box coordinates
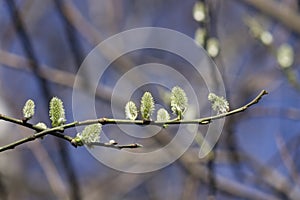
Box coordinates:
[0,127,63,152]
[89,142,143,150]
[0,90,267,152]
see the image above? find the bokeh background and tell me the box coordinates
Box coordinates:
[0,0,300,199]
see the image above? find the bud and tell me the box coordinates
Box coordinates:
[108,140,117,145]
[260,31,273,46]
[35,122,47,130]
[23,99,35,120]
[170,86,188,119]
[207,38,219,58]
[208,93,229,114]
[140,92,155,120]
[125,101,138,120]
[76,124,102,146]
[194,28,206,47]
[193,2,206,22]
[277,43,294,69]
[49,97,66,127]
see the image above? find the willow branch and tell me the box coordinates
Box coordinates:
[0,127,66,152]
[76,89,268,126]
[0,90,267,152]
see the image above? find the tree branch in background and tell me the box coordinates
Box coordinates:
[238,0,300,35]
[275,134,300,187]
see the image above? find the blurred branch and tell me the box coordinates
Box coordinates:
[241,151,300,199]
[275,134,300,187]
[60,0,152,88]
[244,16,300,92]
[194,1,223,197]
[180,176,199,200]
[59,0,103,45]
[59,1,132,68]
[238,0,300,35]
[5,0,81,198]
[93,173,153,199]
[0,49,113,103]
[25,134,69,200]
[216,132,300,199]
[4,0,51,101]
[0,173,7,200]
[156,134,280,200]
[215,149,300,199]
[53,0,84,70]
[0,49,78,88]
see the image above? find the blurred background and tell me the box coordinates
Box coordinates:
[0,0,300,199]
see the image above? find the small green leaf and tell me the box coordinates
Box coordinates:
[140,92,155,120]
[125,101,138,120]
[170,86,188,119]
[23,99,35,120]
[208,93,229,114]
[49,97,66,127]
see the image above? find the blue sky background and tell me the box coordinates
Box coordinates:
[0,0,300,199]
